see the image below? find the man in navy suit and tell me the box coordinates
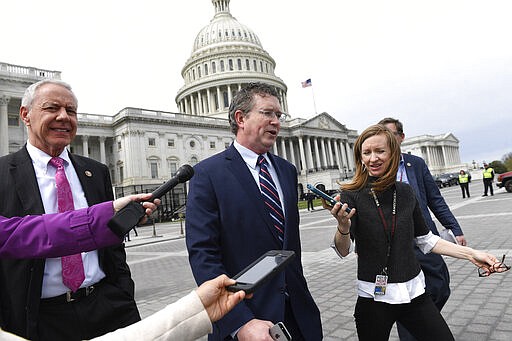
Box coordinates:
[186,83,322,340]
[0,80,139,340]
[379,118,467,341]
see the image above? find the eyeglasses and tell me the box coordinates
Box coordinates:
[257,110,288,123]
[478,254,511,277]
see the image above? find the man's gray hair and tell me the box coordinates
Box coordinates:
[21,79,77,109]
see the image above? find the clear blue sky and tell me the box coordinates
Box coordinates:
[3,0,511,164]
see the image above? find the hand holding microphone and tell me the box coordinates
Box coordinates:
[108,165,194,237]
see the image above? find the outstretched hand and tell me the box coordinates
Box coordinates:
[113,193,161,224]
[196,274,249,322]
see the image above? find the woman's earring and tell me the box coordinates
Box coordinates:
[362,163,367,172]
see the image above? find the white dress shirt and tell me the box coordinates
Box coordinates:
[26,142,106,298]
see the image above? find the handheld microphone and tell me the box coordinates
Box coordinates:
[107,165,195,238]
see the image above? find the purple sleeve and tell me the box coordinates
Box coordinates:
[0,201,122,259]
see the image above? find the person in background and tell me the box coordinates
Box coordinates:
[482,163,495,196]
[186,82,322,340]
[325,124,507,340]
[458,169,471,199]
[378,117,467,341]
[0,79,139,340]
[306,191,316,211]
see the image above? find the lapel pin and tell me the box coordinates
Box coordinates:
[407,163,412,167]
[85,170,93,177]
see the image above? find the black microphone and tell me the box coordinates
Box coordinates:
[107,165,195,238]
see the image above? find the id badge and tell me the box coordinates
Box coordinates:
[374,274,388,296]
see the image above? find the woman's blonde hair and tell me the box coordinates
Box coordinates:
[341,124,401,193]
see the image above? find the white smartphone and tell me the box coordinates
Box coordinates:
[269,322,292,340]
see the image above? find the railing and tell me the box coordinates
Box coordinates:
[0,62,61,80]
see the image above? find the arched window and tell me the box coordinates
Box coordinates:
[212,61,216,73]
[237,59,242,70]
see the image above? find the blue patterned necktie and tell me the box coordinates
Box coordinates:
[257,155,285,244]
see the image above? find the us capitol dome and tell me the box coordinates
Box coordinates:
[175,0,288,119]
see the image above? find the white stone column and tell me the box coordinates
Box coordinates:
[426,147,433,168]
[327,139,334,167]
[82,135,89,157]
[207,88,213,115]
[345,142,354,171]
[334,140,342,172]
[320,138,327,169]
[190,95,196,115]
[99,136,106,164]
[340,140,347,168]
[313,137,321,170]
[216,87,222,111]
[280,138,287,160]
[197,91,203,115]
[273,139,278,155]
[298,136,307,175]
[288,138,296,168]
[227,85,233,109]
[305,136,313,173]
[0,95,10,156]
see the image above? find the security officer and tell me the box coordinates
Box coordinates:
[458,170,470,198]
[482,163,495,196]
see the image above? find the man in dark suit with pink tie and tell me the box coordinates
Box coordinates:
[0,80,140,340]
[186,83,322,340]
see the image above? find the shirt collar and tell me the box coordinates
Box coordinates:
[26,140,71,171]
[233,140,268,169]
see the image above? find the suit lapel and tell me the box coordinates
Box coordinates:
[225,146,283,245]
[403,154,419,193]
[11,147,45,214]
[70,154,102,206]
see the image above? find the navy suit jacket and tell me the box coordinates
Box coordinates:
[402,153,463,236]
[186,145,322,340]
[402,153,463,309]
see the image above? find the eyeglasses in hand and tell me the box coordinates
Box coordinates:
[478,254,511,277]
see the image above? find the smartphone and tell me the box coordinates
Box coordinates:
[269,322,292,340]
[227,250,295,294]
[306,184,351,213]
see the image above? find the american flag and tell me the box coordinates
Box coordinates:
[301,78,312,88]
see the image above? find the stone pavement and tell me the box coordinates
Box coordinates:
[125,181,512,340]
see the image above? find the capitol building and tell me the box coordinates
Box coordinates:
[0,0,463,217]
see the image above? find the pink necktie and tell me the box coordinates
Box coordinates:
[49,157,85,292]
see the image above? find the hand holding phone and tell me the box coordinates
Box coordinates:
[306,184,351,213]
[269,322,292,340]
[227,250,295,294]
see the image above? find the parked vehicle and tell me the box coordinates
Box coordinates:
[434,173,459,188]
[496,171,512,193]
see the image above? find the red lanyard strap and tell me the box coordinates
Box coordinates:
[370,188,397,262]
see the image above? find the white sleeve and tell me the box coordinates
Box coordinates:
[92,291,212,341]
[415,231,441,254]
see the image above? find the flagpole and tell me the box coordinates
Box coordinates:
[310,85,318,115]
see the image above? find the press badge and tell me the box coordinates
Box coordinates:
[374,274,388,295]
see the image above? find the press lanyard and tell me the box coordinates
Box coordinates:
[370,188,396,274]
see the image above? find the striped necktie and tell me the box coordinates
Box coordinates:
[257,155,285,244]
[49,157,85,292]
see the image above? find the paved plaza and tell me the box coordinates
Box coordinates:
[125,180,512,340]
